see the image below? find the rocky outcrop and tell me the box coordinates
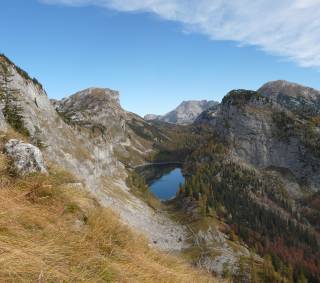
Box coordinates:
[195,227,252,275]
[4,139,47,175]
[145,100,219,125]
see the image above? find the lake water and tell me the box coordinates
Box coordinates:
[137,164,185,201]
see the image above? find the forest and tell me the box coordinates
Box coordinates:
[177,138,320,283]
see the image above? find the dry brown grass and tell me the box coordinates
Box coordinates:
[0,128,29,144]
[0,153,216,282]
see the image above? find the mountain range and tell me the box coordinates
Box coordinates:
[0,54,320,282]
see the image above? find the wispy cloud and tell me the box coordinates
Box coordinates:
[40,0,320,68]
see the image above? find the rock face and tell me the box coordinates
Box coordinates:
[4,139,47,175]
[196,83,320,193]
[145,100,218,124]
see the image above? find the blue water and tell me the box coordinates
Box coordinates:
[149,167,185,201]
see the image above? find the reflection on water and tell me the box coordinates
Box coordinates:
[136,164,185,201]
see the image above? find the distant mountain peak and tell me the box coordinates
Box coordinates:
[145,100,219,124]
[144,114,161,121]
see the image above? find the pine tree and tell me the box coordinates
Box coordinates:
[0,62,28,135]
[201,194,208,217]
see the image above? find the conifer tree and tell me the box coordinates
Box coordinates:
[0,62,28,135]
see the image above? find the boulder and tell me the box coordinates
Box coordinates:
[4,139,47,175]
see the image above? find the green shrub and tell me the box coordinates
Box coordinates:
[222,89,264,107]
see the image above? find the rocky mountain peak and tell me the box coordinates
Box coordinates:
[51,87,125,129]
[145,99,219,124]
[259,80,320,100]
[173,99,217,112]
[54,87,121,112]
[258,80,320,116]
[144,114,161,121]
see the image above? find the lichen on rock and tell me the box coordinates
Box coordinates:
[4,139,48,176]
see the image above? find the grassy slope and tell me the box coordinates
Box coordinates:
[0,130,216,283]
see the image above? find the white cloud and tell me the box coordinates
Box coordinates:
[40,0,320,68]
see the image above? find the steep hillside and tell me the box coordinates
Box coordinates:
[0,130,215,282]
[145,100,218,125]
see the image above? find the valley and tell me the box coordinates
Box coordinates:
[1,53,320,282]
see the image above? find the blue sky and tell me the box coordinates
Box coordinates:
[1,0,320,116]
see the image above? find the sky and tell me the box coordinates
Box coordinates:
[1,0,320,116]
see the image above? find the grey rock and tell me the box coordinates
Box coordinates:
[4,139,48,175]
[194,227,252,276]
